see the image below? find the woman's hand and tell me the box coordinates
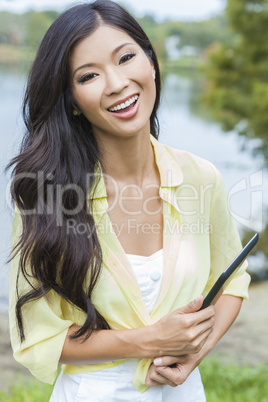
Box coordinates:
[146,295,244,388]
[149,296,215,358]
[146,362,177,387]
[145,352,203,387]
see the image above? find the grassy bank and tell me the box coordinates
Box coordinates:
[0,44,202,73]
[200,357,268,402]
[0,44,34,65]
[0,357,267,401]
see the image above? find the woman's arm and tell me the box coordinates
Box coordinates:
[60,324,151,364]
[202,294,242,353]
[146,294,242,387]
[60,296,215,365]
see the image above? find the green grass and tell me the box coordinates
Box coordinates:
[0,357,267,401]
[0,376,53,402]
[199,357,268,402]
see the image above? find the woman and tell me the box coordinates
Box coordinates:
[7,1,250,401]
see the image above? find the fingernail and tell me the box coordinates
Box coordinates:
[195,295,201,303]
[154,358,162,366]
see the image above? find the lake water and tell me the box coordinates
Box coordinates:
[0,67,267,312]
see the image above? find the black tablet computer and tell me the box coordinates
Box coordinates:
[199,233,259,310]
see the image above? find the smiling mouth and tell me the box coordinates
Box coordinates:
[108,95,139,113]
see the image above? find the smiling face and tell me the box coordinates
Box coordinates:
[70,24,156,141]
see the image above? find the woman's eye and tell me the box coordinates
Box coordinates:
[78,73,98,83]
[119,53,135,65]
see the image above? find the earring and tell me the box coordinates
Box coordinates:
[73,109,78,116]
[152,71,156,80]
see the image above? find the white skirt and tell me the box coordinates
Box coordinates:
[50,359,206,402]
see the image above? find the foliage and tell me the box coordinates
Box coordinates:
[24,11,56,51]
[0,358,267,401]
[166,15,233,51]
[0,9,230,69]
[200,357,268,402]
[0,10,59,54]
[138,15,169,64]
[0,12,26,46]
[203,0,268,161]
[0,376,53,402]
[137,14,231,65]
[242,223,268,259]
[240,222,268,281]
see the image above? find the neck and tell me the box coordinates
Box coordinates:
[97,132,157,187]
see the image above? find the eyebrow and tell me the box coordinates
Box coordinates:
[72,42,135,78]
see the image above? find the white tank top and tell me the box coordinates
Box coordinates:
[50,249,206,401]
[126,249,164,314]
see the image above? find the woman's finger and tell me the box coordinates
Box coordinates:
[186,316,215,353]
[155,365,180,383]
[150,370,177,387]
[154,324,214,368]
[146,363,178,387]
[194,324,215,349]
[145,378,162,387]
[154,355,189,367]
[196,306,215,325]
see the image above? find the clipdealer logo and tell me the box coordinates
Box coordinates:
[228,170,263,231]
[6,169,265,233]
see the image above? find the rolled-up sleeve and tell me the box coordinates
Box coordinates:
[204,165,251,299]
[9,209,75,384]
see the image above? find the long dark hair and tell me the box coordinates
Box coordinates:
[6,0,161,342]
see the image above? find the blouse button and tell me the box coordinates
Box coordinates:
[150,269,161,281]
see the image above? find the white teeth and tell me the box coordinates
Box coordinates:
[108,95,139,112]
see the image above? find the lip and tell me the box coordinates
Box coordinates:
[107,93,139,110]
[108,94,140,120]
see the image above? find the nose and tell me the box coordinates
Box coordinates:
[104,67,129,95]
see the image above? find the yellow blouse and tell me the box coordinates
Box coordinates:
[9,135,251,393]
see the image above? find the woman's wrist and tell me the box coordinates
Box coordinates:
[130,324,157,359]
[115,324,156,359]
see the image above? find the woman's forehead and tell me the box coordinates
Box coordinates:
[70,25,139,69]
[74,24,135,53]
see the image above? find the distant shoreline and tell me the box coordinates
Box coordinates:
[0,44,201,75]
[0,44,34,65]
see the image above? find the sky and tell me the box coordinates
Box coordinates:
[0,0,226,21]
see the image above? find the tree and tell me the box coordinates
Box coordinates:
[203,0,268,161]
[24,11,55,52]
[168,16,232,51]
[0,12,25,45]
[138,14,168,65]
